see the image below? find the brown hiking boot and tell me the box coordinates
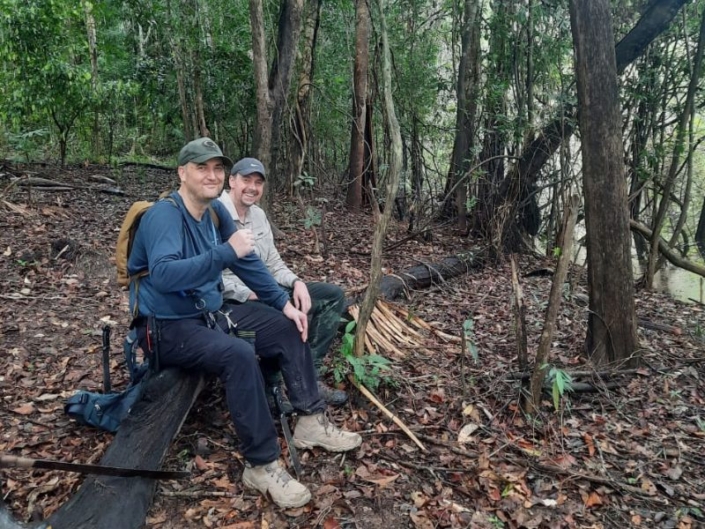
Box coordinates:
[293,413,362,452]
[242,460,311,508]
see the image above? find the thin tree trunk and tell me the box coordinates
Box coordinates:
[289,0,321,193]
[346,0,370,210]
[526,195,579,413]
[85,2,100,157]
[268,0,304,194]
[354,0,402,357]
[445,0,480,230]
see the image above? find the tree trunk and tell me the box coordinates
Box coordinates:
[289,0,322,193]
[250,0,273,198]
[346,0,370,211]
[250,0,304,211]
[268,0,305,194]
[84,2,100,157]
[445,0,480,231]
[570,0,639,367]
[353,0,401,357]
[193,49,210,138]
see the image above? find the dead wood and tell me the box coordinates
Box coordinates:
[378,248,489,301]
[510,255,528,372]
[87,175,117,185]
[12,177,77,188]
[526,195,579,413]
[46,369,203,529]
[630,219,705,277]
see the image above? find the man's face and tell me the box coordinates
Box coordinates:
[229,172,264,210]
[178,158,225,203]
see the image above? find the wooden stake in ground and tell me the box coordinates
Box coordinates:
[525,194,580,414]
[510,255,528,372]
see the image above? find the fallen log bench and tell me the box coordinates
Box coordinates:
[46,368,203,529]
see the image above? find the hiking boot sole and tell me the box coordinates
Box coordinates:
[293,435,362,452]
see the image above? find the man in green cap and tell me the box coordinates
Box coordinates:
[127,138,361,509]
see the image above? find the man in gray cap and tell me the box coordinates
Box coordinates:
[219,157,348,410]
[128,138,361,509]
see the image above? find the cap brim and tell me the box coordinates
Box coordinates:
[188,154,233,167]
[235,167,265,179]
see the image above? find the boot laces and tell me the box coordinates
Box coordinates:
[265,461,293,486]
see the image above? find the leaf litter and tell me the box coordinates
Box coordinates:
[0,164,704,528]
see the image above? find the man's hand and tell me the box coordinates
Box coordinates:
[247,292,259,301]
[228,228,254,258]
[292,280,311,314]
[282,301,308,342]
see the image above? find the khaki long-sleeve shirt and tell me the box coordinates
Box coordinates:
[218,191,299,302]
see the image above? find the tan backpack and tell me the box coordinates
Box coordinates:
[115,197,219,288]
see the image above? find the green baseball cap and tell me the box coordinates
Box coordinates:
[178,138,233,167]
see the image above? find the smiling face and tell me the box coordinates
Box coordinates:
[178,158,226,205]
[229,172,265,212]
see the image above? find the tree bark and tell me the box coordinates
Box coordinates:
[289,0,322,193]
[445,0,480,231]
[570,0,639,367]
[346,0,370,211]
[354,0,401,356]
[250,0,273,175]
[268,0,305,193]
[250,0,304,211]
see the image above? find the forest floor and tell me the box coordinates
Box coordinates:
[0,163,704,529]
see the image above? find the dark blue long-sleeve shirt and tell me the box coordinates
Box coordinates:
[128,192,289,319]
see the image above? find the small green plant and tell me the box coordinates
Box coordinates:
[294,171,316,190]
[302,206,321,230]
[8,128,50,163]
[552,246,562,257]
[488,514,505,528]
[333,320,392,391]
[547,366,573,411]
[695,416,705,432]
[463,318,479,364]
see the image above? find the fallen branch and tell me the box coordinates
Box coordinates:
[630,219,705,277]
[348,375,427,452]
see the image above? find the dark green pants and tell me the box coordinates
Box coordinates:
[256,281,345,385]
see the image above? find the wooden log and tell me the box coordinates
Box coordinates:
[46,369,203,529]
[378,249,489,301]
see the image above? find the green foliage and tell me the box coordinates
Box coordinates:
[294,171,316,190]
[547,366,574,411]
[552,246,562,258]
[302,206,321,230]
[333,319,393,391]
[0,0,93,163]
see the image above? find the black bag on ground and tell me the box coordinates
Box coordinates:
[64,327,150,433]
[64,381,146,433]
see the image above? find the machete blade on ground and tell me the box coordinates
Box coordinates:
[0,454,190,480]
[272,386,302,480]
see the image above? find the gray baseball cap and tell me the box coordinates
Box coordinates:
[231,157,266,180]
[178,138,233,167]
